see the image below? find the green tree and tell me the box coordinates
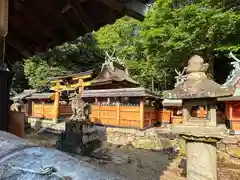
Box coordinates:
[141,0,240,85]
[94,16,141,59]
[94,0,240,90]
[24,35,104,89]
[21,0,240,91]
[11,62,29,93]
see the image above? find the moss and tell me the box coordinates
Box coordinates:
[228,147,240,158]
[178,141,186,156]
[152,121,161,127]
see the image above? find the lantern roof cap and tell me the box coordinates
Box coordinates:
[163,55,234,99]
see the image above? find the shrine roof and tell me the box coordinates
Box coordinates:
[11,89,37,101]
[91,62,138,86]
[162,99,182,107]
[48,60,139,86]
[48,70,96,81]
[23,87,159,99]
[26,93,54,100]
[217,96,240,101]
[81,87,159,98]
[6,0,152,67]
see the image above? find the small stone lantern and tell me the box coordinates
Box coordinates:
[163,55,234,180]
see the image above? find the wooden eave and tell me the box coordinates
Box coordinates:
[48,69,96,83]
[6,0,152,65]
[26,93,54,100]
[11,89,37,100]
[81,87,159,98]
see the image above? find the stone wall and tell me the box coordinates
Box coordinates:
[218,136,240,163]
[96,126,240,161]
[95,126,184,152]
[27,118,240,161]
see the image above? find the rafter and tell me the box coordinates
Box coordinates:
[97,0,125,12]
[6,32,31,57]
[68,0,94,32]
[28,0,76,40]
[12,1,53,41]
[8,15,45,49]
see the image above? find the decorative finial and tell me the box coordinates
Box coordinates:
[224,51,240,84]
[229,51,240,70]
[174,69,187,87]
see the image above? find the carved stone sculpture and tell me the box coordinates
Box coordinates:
[10,99,24,112]
[164,55,233,99]
[69,92,86,122]
[185,55,209,80]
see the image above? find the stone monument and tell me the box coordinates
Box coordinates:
[57,82,100,155]
[163,55,234,180]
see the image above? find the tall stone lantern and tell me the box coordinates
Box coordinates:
[163,55,234,180]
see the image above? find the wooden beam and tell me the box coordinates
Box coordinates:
[0,36,4,67]
[6,32,31,57]
[97,0,125,12]
[68,0,94,32]
[140,97,145,129]
[28,0,76,40]
[116,98,120,126]
[52,91,60,123]
[0,0,8,37]
[4,54,12,71]
[12,1,53,43]
[8,15,43,48]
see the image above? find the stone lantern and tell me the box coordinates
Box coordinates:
[163,55,234,180]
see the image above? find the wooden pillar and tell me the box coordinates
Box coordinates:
[199,106,205,118]
[229,103,233,130]
[41,101,44,118]
[0,0,8,67]
[225,102,229,119]
[78,79,84,95]
[140,97,145,129]
[52,91,60,123]
[94,98,98,104]
[0,0,11,131]
[229,103,233,120]
[27,100,32,116]
[116,98,120,126]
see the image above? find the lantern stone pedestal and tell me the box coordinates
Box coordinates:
[164,55,234,180]
[173,124,228,180]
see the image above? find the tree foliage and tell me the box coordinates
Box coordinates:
[11,62,29,93]
[13,0,240,91]
[24,35,104,89]
[95,0,240,90]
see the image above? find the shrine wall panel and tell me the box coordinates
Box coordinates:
[231,102,240,119]
[156,110,172,124]
[90,105,151,129]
